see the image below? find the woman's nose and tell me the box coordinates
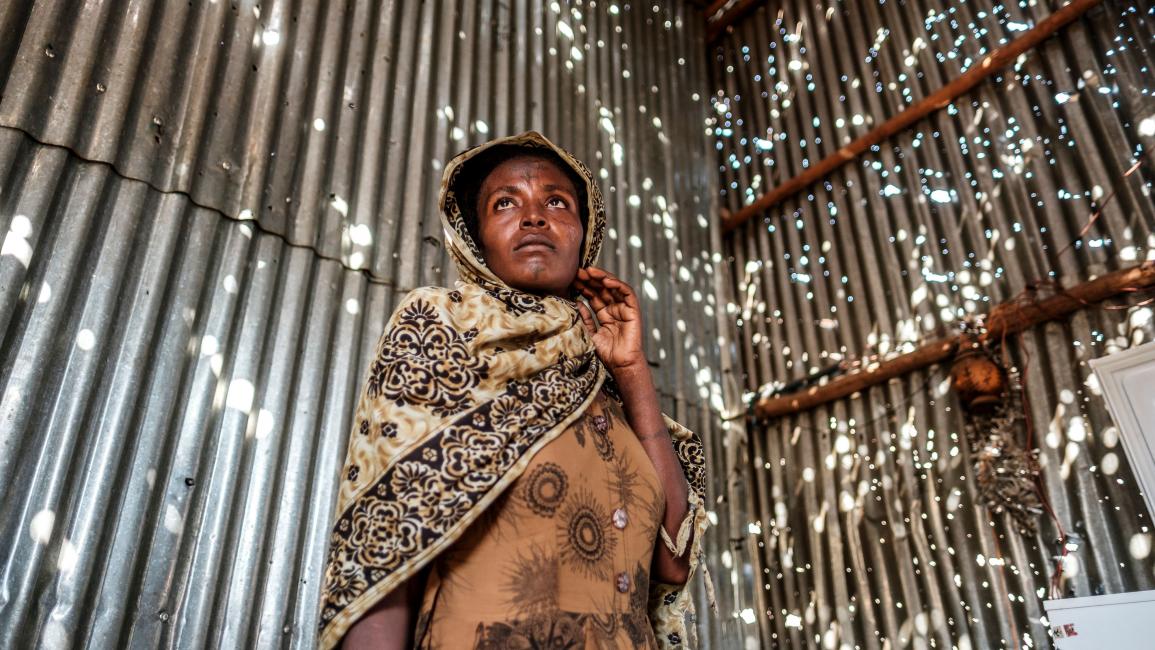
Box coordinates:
[521,212,547,228]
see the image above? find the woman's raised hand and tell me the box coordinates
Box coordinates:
[573,267,647,375]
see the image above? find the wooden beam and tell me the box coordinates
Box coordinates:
[722,0,1106,234]
[753,262,1155,419]
[704,0,730,14]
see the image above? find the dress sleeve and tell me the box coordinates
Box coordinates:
[647,416,716,649]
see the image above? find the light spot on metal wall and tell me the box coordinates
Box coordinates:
[76,329,95,351]
[30,510,55,545]
[164,505,184,535]
[2,215,33,268]
[226,378,255,413]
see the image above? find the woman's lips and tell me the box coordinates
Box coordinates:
[514,234,556,252]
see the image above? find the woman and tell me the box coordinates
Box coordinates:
[318,131,711,649]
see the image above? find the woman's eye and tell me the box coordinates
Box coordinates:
[494,197,514,209]
[547,196,568,208]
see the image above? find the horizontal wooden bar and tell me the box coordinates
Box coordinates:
[754,261,1155,419]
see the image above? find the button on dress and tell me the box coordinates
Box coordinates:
[415,389,666,649]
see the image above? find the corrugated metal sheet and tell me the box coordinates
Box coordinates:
[713,0,1155,647]
[0,1,742,647]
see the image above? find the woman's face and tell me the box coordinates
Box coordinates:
[476,155,584,296]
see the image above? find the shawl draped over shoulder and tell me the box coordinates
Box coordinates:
[318,131,713,649]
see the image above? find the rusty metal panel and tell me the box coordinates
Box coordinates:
[712,0,1155,647]
[0,1,740,648]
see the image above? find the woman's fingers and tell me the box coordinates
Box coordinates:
[603,280,637,311]
[577,302,598,335]
[581,283,608,312]
[581,267,638,313]
[577,276,612,313]
[573,275,604,309]
[577,268,638,327]
[584,270,619,309]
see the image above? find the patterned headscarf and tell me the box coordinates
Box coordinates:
[318,131,710,649]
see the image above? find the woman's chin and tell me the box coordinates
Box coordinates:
[504,274,576,297]
[498,264,578,297]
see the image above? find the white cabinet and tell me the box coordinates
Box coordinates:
[1044,589,1155,649]
[1048,343,1155,648]
[1090,342,1155,518]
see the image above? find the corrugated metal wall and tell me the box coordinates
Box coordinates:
[713,0,1155,647]
[0,1,744,647]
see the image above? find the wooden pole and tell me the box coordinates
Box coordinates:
[722,0,1106,234]
[753,262,1155,419]
[704,0,730,16]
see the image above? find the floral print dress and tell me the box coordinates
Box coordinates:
[414,389,666,649]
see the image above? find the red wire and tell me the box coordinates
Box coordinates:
[1051,151,1151,262]
[1015,333,1068,599]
